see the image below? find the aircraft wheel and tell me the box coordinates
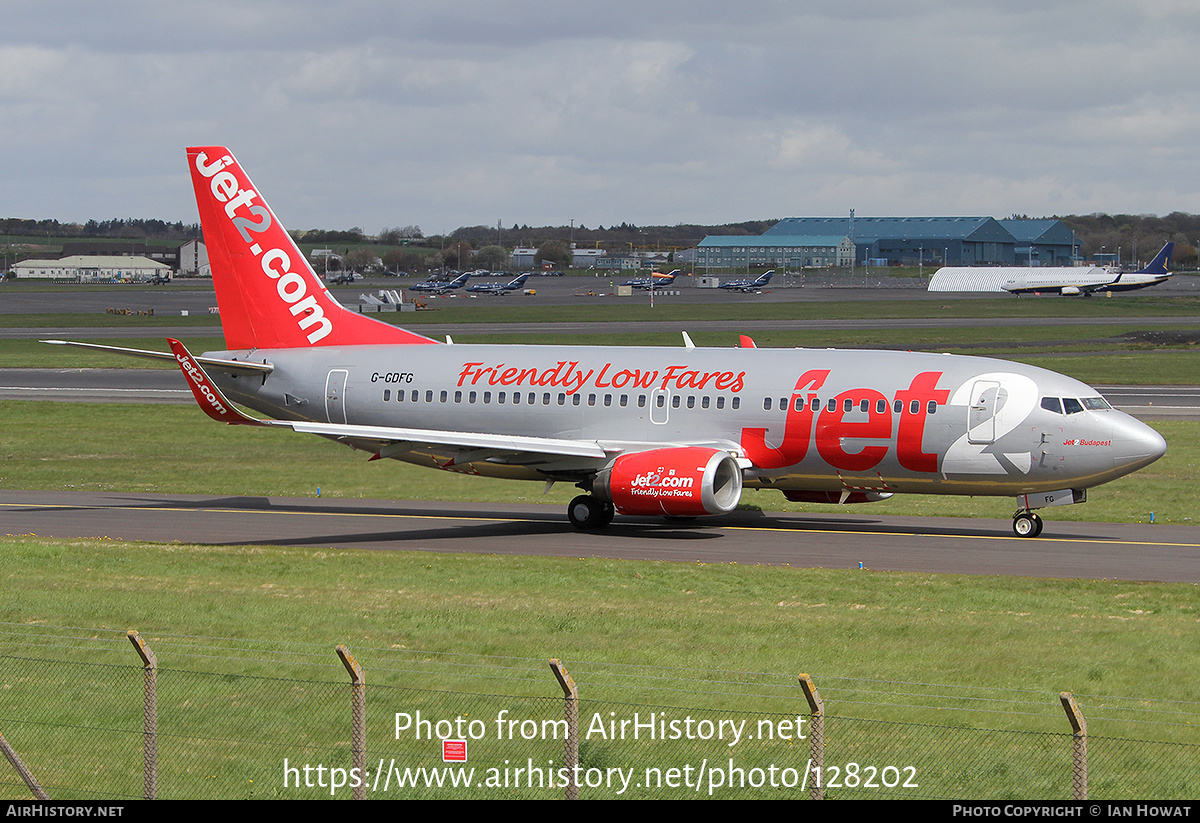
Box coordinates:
[1013,512,1043,538]
[568,495,610,530]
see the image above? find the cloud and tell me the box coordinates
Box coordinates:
[3,2,1200,227]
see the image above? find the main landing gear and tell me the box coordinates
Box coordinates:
[1012,510,1044,538]
[568,495,615,530]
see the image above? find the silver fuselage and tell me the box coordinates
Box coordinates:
[207,343,1166,497]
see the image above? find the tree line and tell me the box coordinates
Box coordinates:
[6,213,1200,268]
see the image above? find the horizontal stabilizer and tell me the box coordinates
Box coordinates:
[41,339,274,376]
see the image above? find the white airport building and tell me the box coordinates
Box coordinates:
[12,255,172,282]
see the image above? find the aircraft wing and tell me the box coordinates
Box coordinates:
[166,338,614,471]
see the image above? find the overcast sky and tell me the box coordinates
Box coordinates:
[4,1,1199,234]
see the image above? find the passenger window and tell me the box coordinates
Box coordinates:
[764,397,772,410]
[927,400,937,415]
[483,392,491,404]
[383,390,390,401]
[844,398,853,413]
[542,393,551,405]
[1041,397,1062,414]
[826,398,836,412]
[894,399,902,413]
[1063,398,1083,415]
[454,391,462,403]
[716,397,725,409]
[877,398,886,414]
[604,394,612,407]
[411,390,418,402]
[859,399,869,413]
[700,396,708,409]
[672,395,680,408]
[573,394,581,406]
[732,397,740,409]
[426,390,433,403]
[440,391,447,403]
[468,391,476,403]
[498,392,506,404]
[557,393,565,405]
[687,396,695,409]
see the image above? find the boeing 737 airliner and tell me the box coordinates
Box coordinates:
[46,147,1167,538]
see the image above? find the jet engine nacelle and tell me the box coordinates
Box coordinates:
[593,447,743,517]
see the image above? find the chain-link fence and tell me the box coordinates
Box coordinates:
[1,628,1197,800]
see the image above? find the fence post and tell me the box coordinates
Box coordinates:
[549,659,579,800]
[337,645,366,800]
[1059,693,1088,800]
[798,673,824,800]
[0,731,49,800]
[127,630,157,800]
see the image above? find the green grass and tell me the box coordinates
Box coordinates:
[2,535,1197,798]
[390,293,1200,324]
[2,292,1198,798]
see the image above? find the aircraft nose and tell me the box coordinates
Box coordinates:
[1110,414,1167,471]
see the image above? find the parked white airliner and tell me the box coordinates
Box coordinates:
[46,147,1167,537]
[929,244,1175,296]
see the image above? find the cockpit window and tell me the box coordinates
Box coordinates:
[1063,397,1084,415]
[1041,397,1062,414]
[1082,397,1112,411]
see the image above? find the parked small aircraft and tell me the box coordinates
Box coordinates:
[410,271,471,294]
[623,270,680,290]
[44,147,1168,538]
[718,270,774,292]
[466,273,530,295]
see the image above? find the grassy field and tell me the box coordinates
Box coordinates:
[1,291,1198,798]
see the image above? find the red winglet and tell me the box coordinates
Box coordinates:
[167,338,266,426]
[739,334,757,349]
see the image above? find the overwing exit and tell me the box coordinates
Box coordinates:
[47,147,1167,538]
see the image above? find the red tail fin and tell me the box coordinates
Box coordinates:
[186,146,437,350]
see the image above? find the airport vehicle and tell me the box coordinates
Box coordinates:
[718,270,774,292]
[929,243,1175,295]
[47,147,1168,538]
[466,273,530,295]
[410,271,471,294]
[623,270,680,290]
